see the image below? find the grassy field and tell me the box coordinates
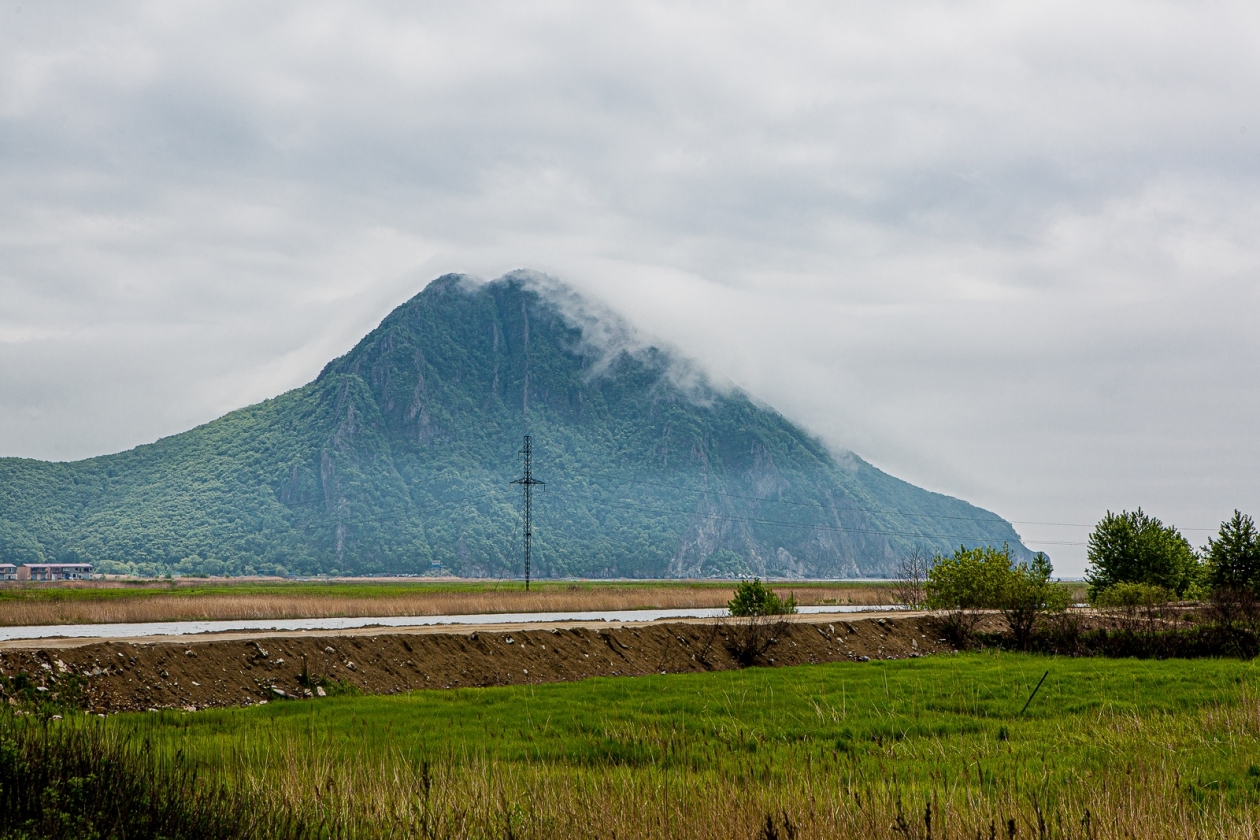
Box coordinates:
[0,579,892,625]
[53,652,1254,838]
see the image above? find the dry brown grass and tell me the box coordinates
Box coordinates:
[0,583,888,626]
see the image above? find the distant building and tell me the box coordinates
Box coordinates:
[0,564,16,581]
[16,563,93,581]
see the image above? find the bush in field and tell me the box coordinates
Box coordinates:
[1093,581,1173,636]
[728,579,797,617]
[925,545,1009,643]
[1001,553,1071,649]
[1093,581,1171,610]
[726,579,796,664]
[1085,509,1201,601]
[926,545,1068,647]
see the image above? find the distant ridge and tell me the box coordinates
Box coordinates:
[0,272,1030,578]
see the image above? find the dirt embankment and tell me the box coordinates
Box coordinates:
[0,615,967,714]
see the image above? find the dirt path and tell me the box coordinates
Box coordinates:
[0,613,971,714]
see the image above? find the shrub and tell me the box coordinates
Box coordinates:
[726,579,797,665]
[927,545,1068,647]
[1092,581,1171,610]
[1000,553,1071,649]
[1092,581,1173,635]
[1204,586,1260,637]
[925,545,1009,644]
[728,579,797,617]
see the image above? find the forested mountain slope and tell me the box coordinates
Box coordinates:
[0,274,1030,578]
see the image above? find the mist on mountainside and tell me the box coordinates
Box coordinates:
[0,273,1029,578]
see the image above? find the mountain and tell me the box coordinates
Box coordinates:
[0,273,1030,579]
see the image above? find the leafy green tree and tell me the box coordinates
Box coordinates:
[926,545,1009,610]
[925,544,1011,642]
[1205,510,1260,592]
[1085,509,1200,601]
[727,579,797,617]
[1000,552,1070,648]
[927,545,1068,646]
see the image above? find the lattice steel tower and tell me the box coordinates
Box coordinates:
[510,436,544,590]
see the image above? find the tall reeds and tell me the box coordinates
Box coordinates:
[198,732,1259,839]
[0,584,884,626]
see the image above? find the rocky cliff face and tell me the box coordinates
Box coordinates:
[0,273,1030,578]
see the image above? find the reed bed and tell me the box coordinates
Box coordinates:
[0,583,885,626]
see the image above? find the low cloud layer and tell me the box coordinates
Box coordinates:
[3,1,1258,573]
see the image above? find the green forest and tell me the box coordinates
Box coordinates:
[0,274,1027,579]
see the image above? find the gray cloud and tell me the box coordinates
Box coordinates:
[3,1,1259,572]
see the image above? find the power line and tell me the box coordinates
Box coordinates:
[539,467,1221,533]
[264,476,1084,548]
[257,458,1215,534]
[234,462,1218,550]
[538,488,1087,547]
[537,469,1100,530]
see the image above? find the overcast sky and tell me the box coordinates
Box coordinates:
[3,1,1258,574]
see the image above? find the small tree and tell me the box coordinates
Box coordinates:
[927,545,1068,647]
[925,545,1010,644]
[1093,581,1172,636]
[1205,510,1260,592]
[891,547,930,608]
[1085,509,1201,601]
[726,579,797,664]
[728,579,797,617]
[999,553,1070,649]
[1203,511,1260,635]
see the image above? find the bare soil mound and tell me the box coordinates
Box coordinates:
[0,614,986,714]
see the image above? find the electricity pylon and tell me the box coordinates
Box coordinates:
[510,435,544,591]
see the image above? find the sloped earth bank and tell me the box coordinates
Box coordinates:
[0,614,991,714]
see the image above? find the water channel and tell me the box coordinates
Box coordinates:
[0,604,901,642]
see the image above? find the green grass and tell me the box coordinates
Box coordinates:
[117,653,1260,804]
[11,653,1260,837]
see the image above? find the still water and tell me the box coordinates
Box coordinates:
[0,604,900,642]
